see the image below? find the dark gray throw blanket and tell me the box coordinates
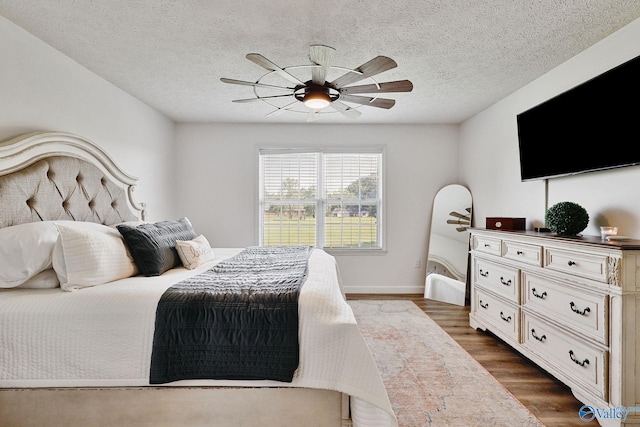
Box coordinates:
[149,246,313,384]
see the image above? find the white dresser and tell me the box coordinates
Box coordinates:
[469,228,640,427]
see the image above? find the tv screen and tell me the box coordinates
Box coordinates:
[517,54,640,181]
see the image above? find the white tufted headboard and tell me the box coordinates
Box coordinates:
[0,132,146,228]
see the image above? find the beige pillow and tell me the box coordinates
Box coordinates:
[52,223,138,291]
[175,235,215,269]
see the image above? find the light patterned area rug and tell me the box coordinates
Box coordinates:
[349,300,544,427]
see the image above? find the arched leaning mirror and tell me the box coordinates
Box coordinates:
[424,184,472,306]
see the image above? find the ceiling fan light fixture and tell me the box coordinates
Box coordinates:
[303,90,331,109]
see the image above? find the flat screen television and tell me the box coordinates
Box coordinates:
[516,54,640,181]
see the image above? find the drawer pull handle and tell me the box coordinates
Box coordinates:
[516,250,524,255]
[479,269,489,277]
[484,243,491,248]
[531,288,547,299]
[569,350,590,367]
[569,302,591,316]
[500,277,512,286]
[500,311,512,322]
[479,300,489,309]
[531,329,546,342]
[567,260,577,266]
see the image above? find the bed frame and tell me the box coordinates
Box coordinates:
[0,131,350,427]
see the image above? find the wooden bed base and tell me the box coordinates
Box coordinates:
[0,387,351,427]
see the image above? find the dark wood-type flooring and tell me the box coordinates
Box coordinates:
[347,294,588,427]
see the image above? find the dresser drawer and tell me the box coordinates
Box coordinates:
[474,289,519,342]
[545,247,608,283]
[522,272,607,344]
[475,259,519,302]
[522,313,607,400]
[503,240,542,267]
[473,235,502,256]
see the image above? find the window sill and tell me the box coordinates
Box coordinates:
[323,248,387,256]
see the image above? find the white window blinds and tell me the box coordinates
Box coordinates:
[259,148,383,250]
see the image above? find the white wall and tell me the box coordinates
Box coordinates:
[0,15,175,221]
[174,123,459,293]
[459,18,640,239]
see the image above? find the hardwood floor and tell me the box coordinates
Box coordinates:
[347,294,588,427]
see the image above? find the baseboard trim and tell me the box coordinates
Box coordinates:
[343,285,424,294]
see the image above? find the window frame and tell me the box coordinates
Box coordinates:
[258,146,386,255]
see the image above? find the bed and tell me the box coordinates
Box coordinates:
[0,131,397,427]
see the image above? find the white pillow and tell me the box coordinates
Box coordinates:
[175,234,215,270]
[52,223,139,291]
[0,222,60,288]
[15,269,60,289]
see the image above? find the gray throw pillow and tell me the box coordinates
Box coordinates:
[117,217,197,276]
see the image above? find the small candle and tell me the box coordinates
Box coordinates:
[600,226,618,240]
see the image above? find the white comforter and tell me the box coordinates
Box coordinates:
[0,248,396,426]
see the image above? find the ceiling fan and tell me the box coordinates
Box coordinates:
[220,45,413,121]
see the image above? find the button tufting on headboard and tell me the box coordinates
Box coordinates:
[0,156,141,227]
[0,131,147,228]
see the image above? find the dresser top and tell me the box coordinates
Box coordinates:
[471,228,640,250]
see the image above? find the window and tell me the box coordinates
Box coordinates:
[259,148,384,251]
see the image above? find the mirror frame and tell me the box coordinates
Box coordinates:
[425,184,472,305]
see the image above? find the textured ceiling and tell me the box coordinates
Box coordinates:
[1,1,639,124]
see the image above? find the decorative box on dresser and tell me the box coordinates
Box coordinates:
[469,228,640,427]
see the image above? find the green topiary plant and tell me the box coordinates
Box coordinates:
[545,201,589,236]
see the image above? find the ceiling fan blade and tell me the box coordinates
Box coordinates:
[307,111,320,122]
[340,94,396,109]
[329,100,362,119]
[265,101,299,117]
[309,44,335,85]
[232,94,294,103]
[246,53,304,85]
[340,80,413,95]
[330,56,397,88]
[220,78,293,91]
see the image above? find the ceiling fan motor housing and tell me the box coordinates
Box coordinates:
[296,84,339,109]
